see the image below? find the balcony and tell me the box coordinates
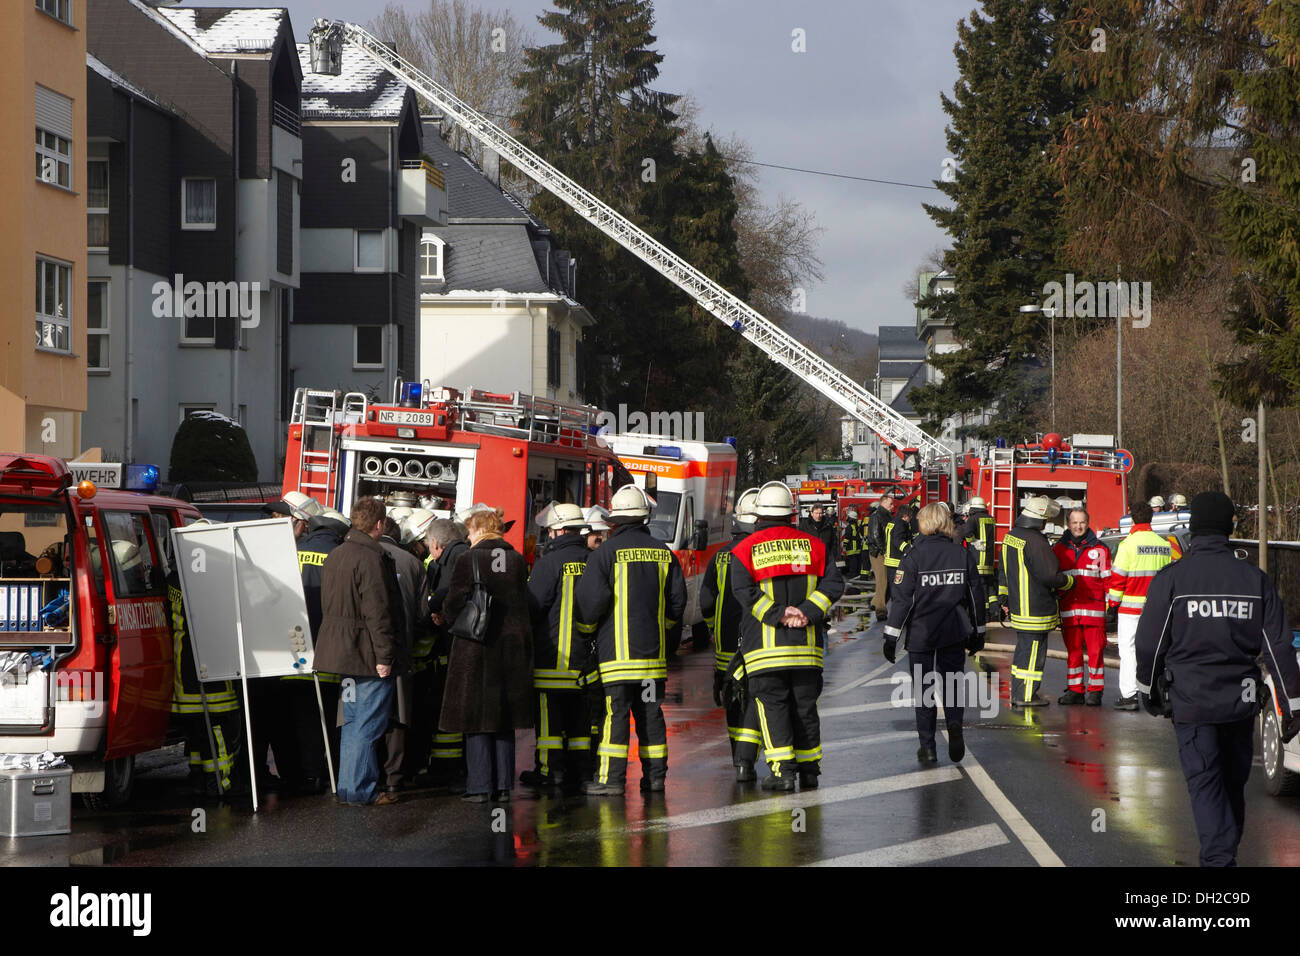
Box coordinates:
[399,159,448,226]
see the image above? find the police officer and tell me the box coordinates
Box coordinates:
[883,498,913,606]
[700,487,763,781]
[526,503,598,794]
[999,496,1072,708]
[866,494,894,622]
[1136,491,1300,866]
[576,484,687,796]
[729,481,845,792]
[961,496,999,622]
[882,503,986,765]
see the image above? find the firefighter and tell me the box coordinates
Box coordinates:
[1108,500,1181,711]
[525,503,598,794]
[699,487,763,781]
[883,498,913,607]
[164,523,243,796]
[999,496,1073,708]
[729,481,845,792]
[1168,493,1188,512]
[581,505,611,777]
[882,503,985,765]
[576,484,687,796]
[264,491,322,539]
[1052,507,1111,705]
[961,496,1000,622]
[839,507,864,581]
[400,509,439,782]
[866,494,895,622]
[1136,491,1300,866]
[1148,495,1167,514]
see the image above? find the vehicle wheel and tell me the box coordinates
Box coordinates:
[80,755,135,810]
[1261,705,1300,797]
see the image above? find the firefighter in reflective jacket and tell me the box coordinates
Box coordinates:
[840,508,863,580]
[576,484,687,795]
[1052,507,1111,705]
[729,481,845,792]
[1108,499,1181,711]
[165,524,242,795]
[525,503,598,793]
[882,503,986,765]
[700,487,763,780]
[961,497,1000,620]
[1136,492,1300,866]
[883,503,913,606]
[999,496,1072,708]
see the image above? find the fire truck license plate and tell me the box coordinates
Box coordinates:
[377,410,436,426]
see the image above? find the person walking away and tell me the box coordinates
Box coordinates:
[962,497,1000,623]
[840,508,864,582]
[882,503,985,765]
[440,507,533,803]
[699,487,763,781]
[728,482,845,792]
[315,498,407,806]
[1136,492,1300,866]
[867,495,895,622]
[999,496,1072,708]
[883,498,913,607]
[576,485,687,796]
[1053,508,1111,706]
[1108,500,1181,711]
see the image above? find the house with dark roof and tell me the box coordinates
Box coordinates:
[913,270,990,452]
[82,0,303,479]
[417,129,593,404]
[291,38,446,404]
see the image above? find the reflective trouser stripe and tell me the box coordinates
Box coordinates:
[755,699,796,769]
[430,732,464,760]
[729,726,763,744]
[189,725,234,778]
[795,746,822,763]
[598,696,619,784]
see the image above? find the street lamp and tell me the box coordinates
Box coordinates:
[1019,304,1058,429]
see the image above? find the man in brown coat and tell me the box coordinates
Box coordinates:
[316,498,408,806]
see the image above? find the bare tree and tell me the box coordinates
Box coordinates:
[900,246,949,303]
[367,1,533,173]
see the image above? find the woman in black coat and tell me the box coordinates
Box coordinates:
[440,507,534,802]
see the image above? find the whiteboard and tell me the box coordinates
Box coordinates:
[170,519,314,682]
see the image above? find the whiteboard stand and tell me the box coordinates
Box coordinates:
[231,525,259,813]
[313,673,338,795]
[196,683,228,799]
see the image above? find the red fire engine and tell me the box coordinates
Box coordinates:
[281,382,634,559]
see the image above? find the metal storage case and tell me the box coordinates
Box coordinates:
[0,765,72,837]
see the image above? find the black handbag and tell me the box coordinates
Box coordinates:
[449,554,493,644]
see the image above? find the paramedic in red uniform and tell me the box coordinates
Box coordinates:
[1052,508,1111,706]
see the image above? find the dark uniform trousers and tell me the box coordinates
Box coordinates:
[1175,718,1254,867]
[427,655,466,779]
[726,694,762,765]
[909,645,965,749]
[981,575,999,619]
[1010,629,1050,704]
[404,665,439,778]
[596,680,667,787]
[749,671,822,778]
[282,678,340,786]
[536,689,592,782]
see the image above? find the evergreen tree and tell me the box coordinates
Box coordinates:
[911,0,1079,439]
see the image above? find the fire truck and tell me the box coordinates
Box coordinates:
[282,382,634,559]
[603,434,738,645]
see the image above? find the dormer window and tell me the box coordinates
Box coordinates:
[420,234,445,281]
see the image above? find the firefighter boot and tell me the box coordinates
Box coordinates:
[761,763,796,792]
[735,760,757,782]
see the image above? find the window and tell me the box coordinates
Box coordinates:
[179,404,216,425]
[355,230,383,272]
[182,309,215,344]
[87,279,108,371]
[35,86,73,190]
[181,178,216,230]
[35,0,72,25]
[354,325,383,369]
[419,235,444,280]
[35,256,72,353]
[87,159,109,248]
[546,326,561,389]
[102,511,164,597]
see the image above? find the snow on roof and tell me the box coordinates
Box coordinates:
[86,53,170,112]
[155,6,286,55]
[127,0,209,57]
[296,43,409,120]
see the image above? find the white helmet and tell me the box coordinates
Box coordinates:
[735,487,760,526]
[1021,495,1061,521]
[1169,493,1188,509]
[315,507,350,533]
[1148,495,1166,509]
[846,508,859,519]
[387,506,414,525]
[753,481,795,518]
[548,502,588,531]
[938,501,951,513]
[275,491,323,522]
[968,496,987,510]
[112,539,143,571]
[402,508,436,546]
[610,484,652,520]
[584,506,611,532]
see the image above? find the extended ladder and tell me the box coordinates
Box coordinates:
[988,448,1017,539]
[290,388,368,508]
[311,20,950,466]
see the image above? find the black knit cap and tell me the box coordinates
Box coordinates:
[1189,491,1235,536]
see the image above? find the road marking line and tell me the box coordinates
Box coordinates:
[824,659,895,697]
[806,823,1009,867]
[821,700,908,716]
[820,731,915,752]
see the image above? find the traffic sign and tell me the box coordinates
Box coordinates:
[1114,448,1134,473]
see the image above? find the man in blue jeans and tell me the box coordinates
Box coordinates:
[315,497,408,806]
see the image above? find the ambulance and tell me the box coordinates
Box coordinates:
[602,434,738,649]
[0,455,200,806]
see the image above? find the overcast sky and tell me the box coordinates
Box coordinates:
[184,0,979,334]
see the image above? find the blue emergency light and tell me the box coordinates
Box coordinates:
[724,436,737,448]
[124,464,160,492]
[655,446,682,459]
[400,381,423,408]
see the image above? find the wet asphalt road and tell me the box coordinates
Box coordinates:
[6,588,1300,867]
